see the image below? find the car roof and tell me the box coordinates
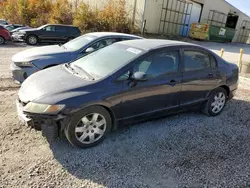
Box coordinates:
[87,32,143,39]
[43,24,77,27]
[118,39,199,51]
[5,24,24,27]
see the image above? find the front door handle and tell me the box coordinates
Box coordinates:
[169,80,177,86]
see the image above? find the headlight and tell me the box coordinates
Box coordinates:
[17,32,26,36]
[23,102,65,114]
[15,61,33,67]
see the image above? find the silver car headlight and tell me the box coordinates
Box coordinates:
[15,61,33,67]
[17,32,26,36]
[23,102,65,114]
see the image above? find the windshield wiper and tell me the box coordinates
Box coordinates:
[64,63,78,75]
[73,65,95,80]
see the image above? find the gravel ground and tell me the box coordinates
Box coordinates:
[1,42,250,188]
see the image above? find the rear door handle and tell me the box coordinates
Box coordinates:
[207,73,213,78]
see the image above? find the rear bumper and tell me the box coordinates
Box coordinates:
[5,35,11,41]
[229,82,238,99]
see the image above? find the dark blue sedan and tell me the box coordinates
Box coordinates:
[17,39,239,148]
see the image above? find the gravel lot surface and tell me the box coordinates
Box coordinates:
[1,42,250,188]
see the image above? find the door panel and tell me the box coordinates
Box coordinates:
[180,49,220,105]
[40,26,57,41]
[181,68,219,104]
[115,49,182,120]
[55,26,68,41]
[119,74,182,119]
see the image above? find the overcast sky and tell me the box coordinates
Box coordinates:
[225,0,250,16]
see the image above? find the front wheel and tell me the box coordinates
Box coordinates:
[64,106,112,148]
[26,35,38,45]
[203,87,227,116]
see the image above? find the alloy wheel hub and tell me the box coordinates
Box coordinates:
[211,92,226,114]
[75,113,106,144]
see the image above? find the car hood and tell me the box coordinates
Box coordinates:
[12,45,73,62]
[21,28,38,32]
[18,65,93,103]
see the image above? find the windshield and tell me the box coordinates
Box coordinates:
[37,25,46,30]
[63,34,96,51]
[6,26,13,31]
[71,44,143,79]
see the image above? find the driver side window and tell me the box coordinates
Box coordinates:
[90,38,117,50]
[118,50,179,81]
[44,26,55,32]
[134,50,179,79]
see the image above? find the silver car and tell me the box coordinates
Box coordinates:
[11,32,142,83]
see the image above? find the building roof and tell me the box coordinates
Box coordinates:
[118,39,197,51]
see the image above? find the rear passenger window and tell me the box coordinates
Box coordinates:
[69,27,80,33]
[210,55,217,68]
[56,26,67,33]
[184,50,211,71]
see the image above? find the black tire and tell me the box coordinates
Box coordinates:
[64,106,112,148]
[203,87,227,116]
[0,36,5,45]
[26,35,38,45]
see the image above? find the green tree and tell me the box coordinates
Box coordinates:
[73,2,98,32]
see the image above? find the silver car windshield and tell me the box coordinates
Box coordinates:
[63,35,96,51]
[71,44,143,79]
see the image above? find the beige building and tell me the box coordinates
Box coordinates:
[81,0,250,43]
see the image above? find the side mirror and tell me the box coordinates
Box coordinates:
[85,47,95,53]
[131,72,148,82]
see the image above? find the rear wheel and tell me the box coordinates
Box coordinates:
[203,87,227,116]
[0,36,5,45]
[26,35,38,45]
[64,106,112,148]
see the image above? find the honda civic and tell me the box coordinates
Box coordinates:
[16,39,239,148]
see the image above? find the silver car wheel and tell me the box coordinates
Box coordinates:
[75,113,107,144]
[28,36,37,45]
[211,92,226,114]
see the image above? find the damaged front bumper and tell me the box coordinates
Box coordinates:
[16,99,33,126]
[16,99,69,140]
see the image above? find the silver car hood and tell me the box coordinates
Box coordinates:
[12,45,71,62]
